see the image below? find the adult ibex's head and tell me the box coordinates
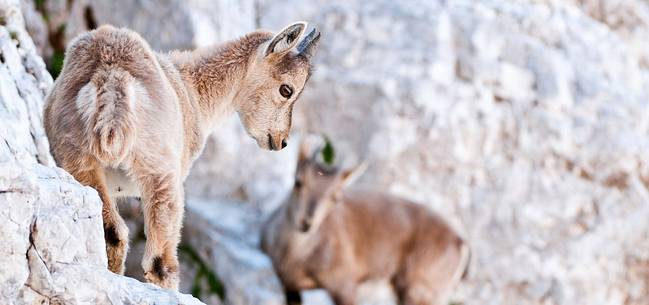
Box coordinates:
[237,22,320,151]
[287,142,365,233]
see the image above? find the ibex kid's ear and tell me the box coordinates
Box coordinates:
[339,162,368,188]
[265,21,308,57]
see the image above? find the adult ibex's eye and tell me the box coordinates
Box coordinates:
[294,179,302,188]
[280,84,293,99]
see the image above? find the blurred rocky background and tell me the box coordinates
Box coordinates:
[2,0,648,304]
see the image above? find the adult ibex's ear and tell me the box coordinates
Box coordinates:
[297,27,321,59]
[296,140,310,174]
[298,141,310,164]
[265,21,307,57]
[339,162,368,188]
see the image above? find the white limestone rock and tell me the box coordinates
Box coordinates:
[64,0,256,51]
[0,163,204,305]
[0,1,205,304]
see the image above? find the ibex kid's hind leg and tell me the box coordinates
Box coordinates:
[137,170,184,290]
[67,165,130,274]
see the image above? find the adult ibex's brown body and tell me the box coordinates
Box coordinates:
[262,146,470,305]
[44,23,319,289]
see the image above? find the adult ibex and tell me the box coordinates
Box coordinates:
[44,22,320,289]
[262,144,470,305]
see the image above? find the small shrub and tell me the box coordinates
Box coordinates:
[179,244,225,300]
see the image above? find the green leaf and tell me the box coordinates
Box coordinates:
[206,270,225,298]
[191,269,204,299]
[322,135,335,165]
[179,244,226,300]
[48,50,64,79]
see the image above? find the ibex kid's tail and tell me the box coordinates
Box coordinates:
[76,67,137,165]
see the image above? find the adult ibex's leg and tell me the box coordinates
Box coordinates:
[69,165,129,274]
[393,239,463,305]
[325,283,357,305]
[285,288,302,305]
[393,274,428,305]
[395,282,448,305]
[137,170,184,290]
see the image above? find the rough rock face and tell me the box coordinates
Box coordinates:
[65,0,255,51]
[0,165,203,305]
[0,1,203,304]
[258,1,649,305]
[564,0,649,68]
[21,0,256,53]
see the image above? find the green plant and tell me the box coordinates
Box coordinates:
[46,23,66,78]
[48,49,64,78]
[34,0,48,22]
[321,135,335,165]
[179,244,225,300]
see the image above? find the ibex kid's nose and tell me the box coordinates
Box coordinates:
[267,133,287,151]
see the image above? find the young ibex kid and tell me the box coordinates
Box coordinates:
[262,144,470,305]
[44,22,320,289]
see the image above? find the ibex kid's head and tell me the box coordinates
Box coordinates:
[237,22,320,151]
[287,143,365,233]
